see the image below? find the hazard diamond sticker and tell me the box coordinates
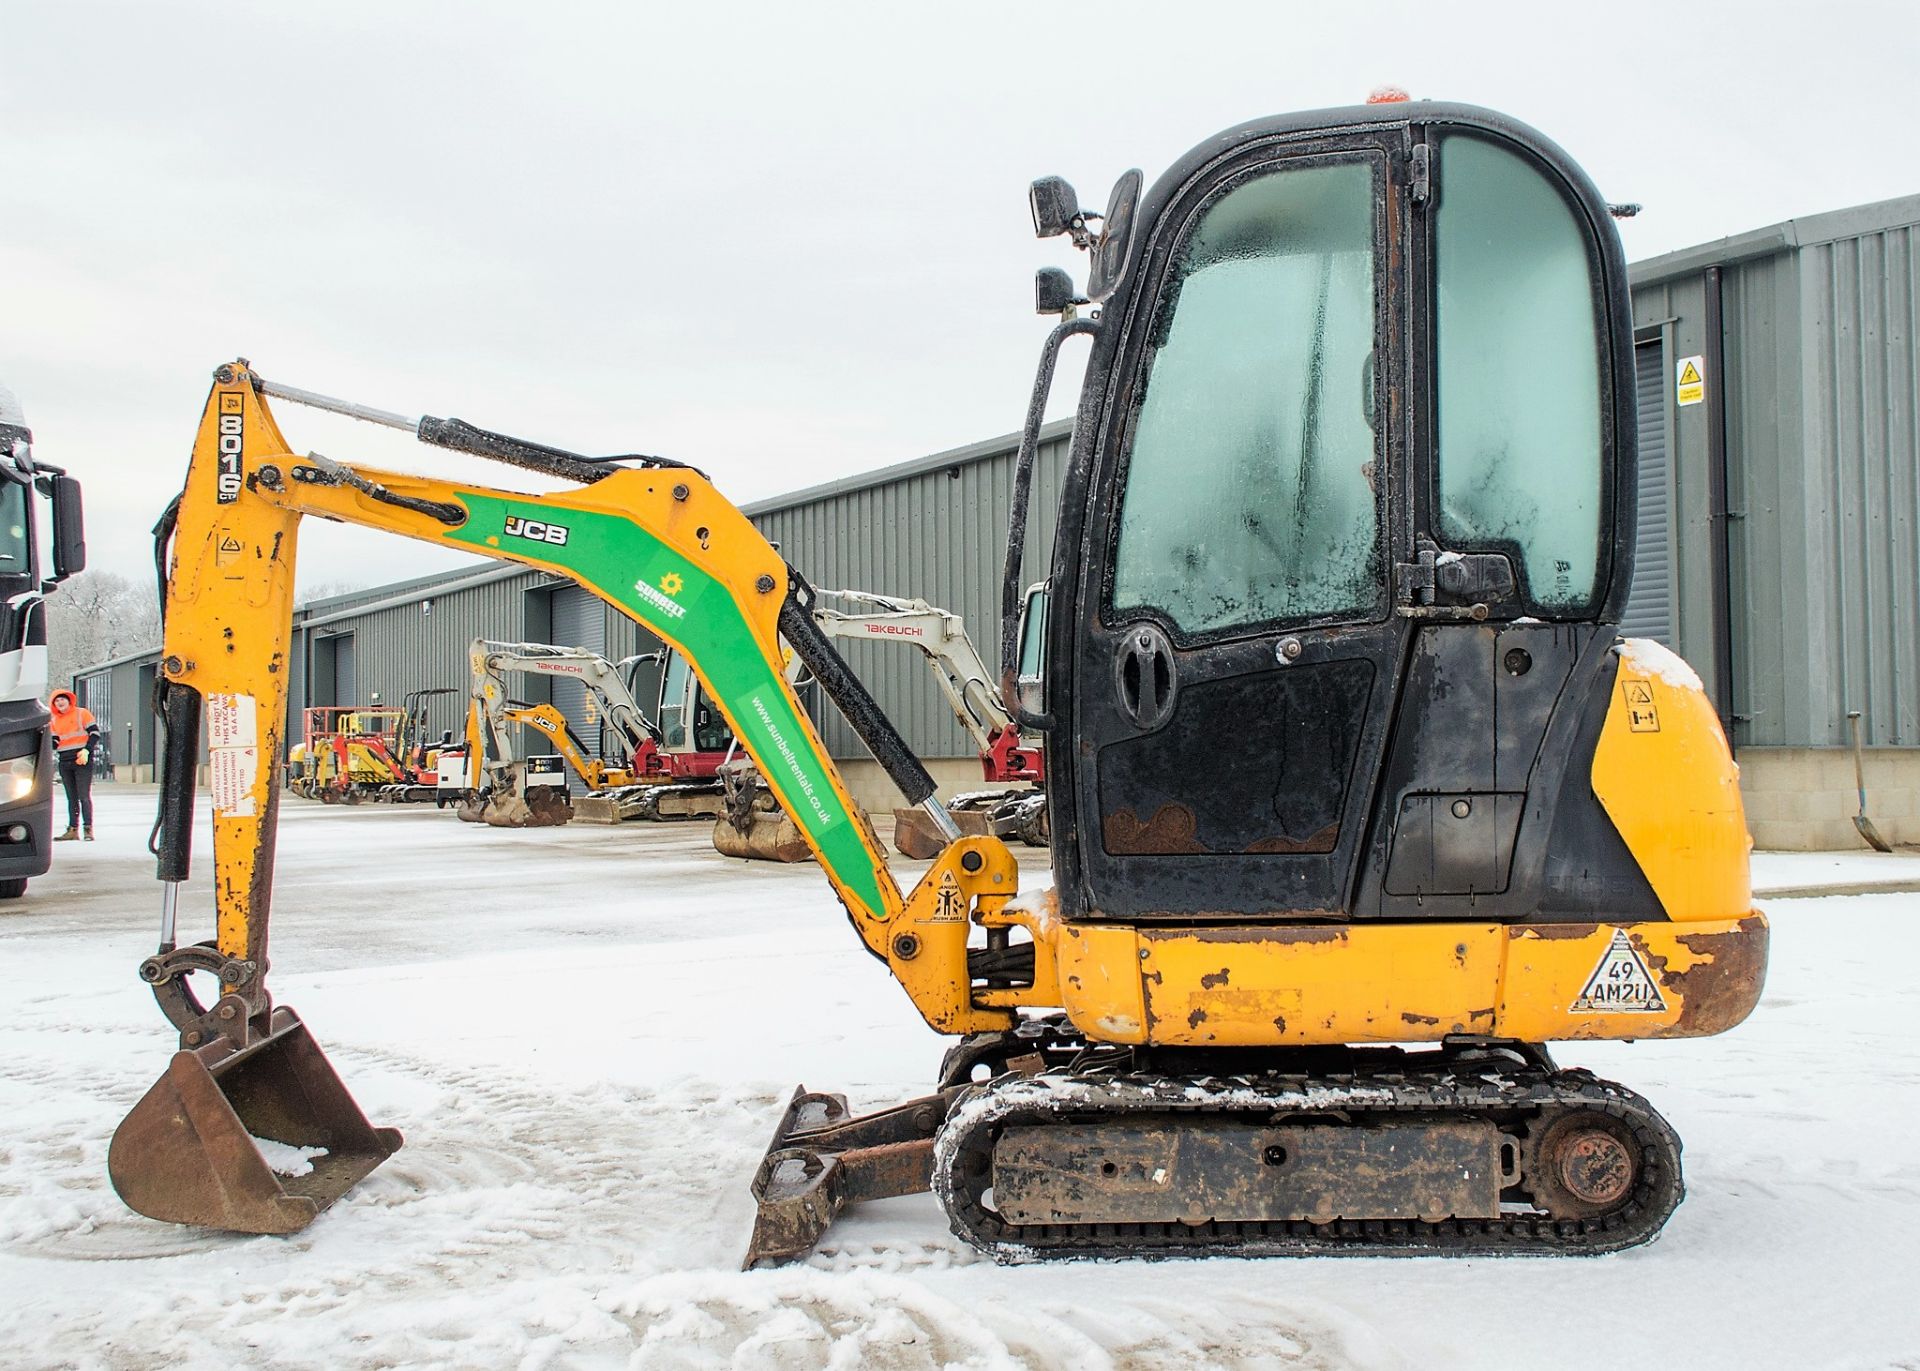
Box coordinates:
[1676,354,1706,407]
[1572,930,1667,1014]
[929,868,966,922]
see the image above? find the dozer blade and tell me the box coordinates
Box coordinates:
[109,1006,401,1235]
[568,791,660,821]
[744,1085,953,1267]
[712,810,812,862]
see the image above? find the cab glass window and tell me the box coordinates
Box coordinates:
[691,684,731,753]
[658,652,690,748]
[1433,134,1605,610]
[1017,585,1047,679]
[0,481,29,575]
[1111,157,1383,636]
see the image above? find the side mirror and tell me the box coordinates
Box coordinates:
[1015,582,1048,719]
[1087,169,1143,303]
[1034,267,1084,316]
[50,475,85,581]
[1029,176,1082,240]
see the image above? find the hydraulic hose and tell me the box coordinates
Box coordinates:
[778,574,940,810]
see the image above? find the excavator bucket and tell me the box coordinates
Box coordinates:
[108,1007,401,1235]
[890,806,990,859]
[481,787,572,827]
[712,810,812,863]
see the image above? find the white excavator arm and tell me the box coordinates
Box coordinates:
[468,638,658,777]
[808,589,1014,760]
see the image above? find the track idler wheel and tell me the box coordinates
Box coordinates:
[1524,1111,1640,1219]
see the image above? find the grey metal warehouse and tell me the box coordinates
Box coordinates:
[75,192,1920,849]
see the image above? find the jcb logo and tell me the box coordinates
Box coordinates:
[215,399,243,504]
[504,515,570,546]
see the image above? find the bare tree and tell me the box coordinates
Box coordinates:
[299,579,367,604]
[47,571,366,691]
[46,570,162,687]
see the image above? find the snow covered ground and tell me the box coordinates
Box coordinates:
[3,789,1917,1370]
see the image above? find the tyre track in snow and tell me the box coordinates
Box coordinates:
[1,1044,1368,1369]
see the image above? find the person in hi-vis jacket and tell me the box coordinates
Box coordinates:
[48,689,99,841]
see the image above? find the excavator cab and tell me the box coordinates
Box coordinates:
[397,686,457,771]
[656,648,734,755]
[1014,103,1710,928]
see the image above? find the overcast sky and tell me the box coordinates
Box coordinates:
[5,0,1916,592]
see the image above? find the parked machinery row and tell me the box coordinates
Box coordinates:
[285,593,1046,861]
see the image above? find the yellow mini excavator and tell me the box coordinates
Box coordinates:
[110,99,1765,1263]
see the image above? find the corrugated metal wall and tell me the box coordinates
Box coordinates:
[1799,220,1920,745]
[288,568,550,748]
[1621,340,1674,644]
[546,586,606,756]
[73,668,112,764]
[1630,196,1920,748]
[1719,245,1805,748]
[748,423,1071,759]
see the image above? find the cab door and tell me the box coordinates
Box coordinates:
[1068,132,1413,921]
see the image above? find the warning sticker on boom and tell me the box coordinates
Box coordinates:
[206,692,260,818]
[206,692,258,750]
[930,868,966,922]
[1572,930,1667,1014]
[211,747,259,818]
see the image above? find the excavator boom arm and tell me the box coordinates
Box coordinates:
[156,364,974,989]
[499,702,606,787]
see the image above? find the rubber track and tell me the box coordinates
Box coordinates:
[931,1064,1683,1261]
[619,781,724,820]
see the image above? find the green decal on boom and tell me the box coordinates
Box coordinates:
[447,493,889,919]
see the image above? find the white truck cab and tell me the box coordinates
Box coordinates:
[0,382,87,897]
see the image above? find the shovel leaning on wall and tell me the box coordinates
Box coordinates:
[1847,710,1893,853]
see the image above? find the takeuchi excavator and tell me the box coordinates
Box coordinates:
[459,638,654,826]
[110,99,1766,1264]
[712,587,1046,863]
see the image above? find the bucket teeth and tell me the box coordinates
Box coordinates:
[109,1007,401,1234]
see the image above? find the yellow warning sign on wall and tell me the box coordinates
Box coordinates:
[1676,355,1706,407]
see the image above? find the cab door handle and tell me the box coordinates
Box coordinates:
[1114,624,1177,730]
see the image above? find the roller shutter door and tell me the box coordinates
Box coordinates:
[547,587,606,773]
[1621,340,1673,645]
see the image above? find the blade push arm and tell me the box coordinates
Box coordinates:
[154,362,1029,1048]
